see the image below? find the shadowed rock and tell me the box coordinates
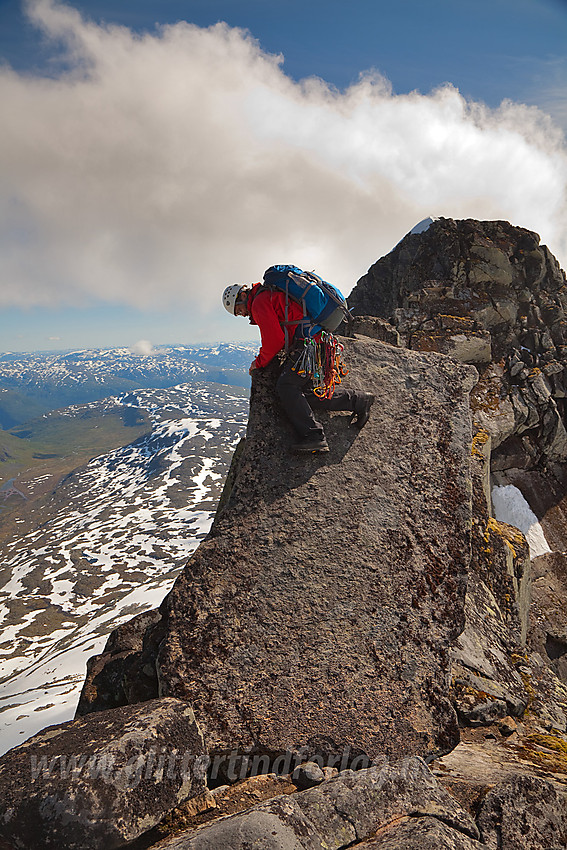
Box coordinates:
[530,552,567,683]
[349,218,566,364]
[349,217,567,466]
[76,608,163,715]
[0,698,206,850]
[477,772,567,849]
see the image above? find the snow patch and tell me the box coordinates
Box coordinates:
[409,216,440,236]
[491,484,551,559]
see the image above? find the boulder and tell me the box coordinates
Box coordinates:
[290,761,325,790]
[0,698,207,850]
[353,817,484,849]
[80,336,478,768]
[153,757,480,849]
[477,772,567,849]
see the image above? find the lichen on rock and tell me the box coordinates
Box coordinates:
[0,698,207,849]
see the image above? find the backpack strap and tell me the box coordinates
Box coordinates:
[261,278,312,351]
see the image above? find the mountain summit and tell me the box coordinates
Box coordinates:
[1,219,567,849]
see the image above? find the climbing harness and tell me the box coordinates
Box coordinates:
[291,332,349,398]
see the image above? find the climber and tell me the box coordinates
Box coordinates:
[222,281,374,453]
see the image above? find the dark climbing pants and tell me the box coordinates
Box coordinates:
[276,354,356,440]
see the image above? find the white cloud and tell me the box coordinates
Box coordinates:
[130,339,154,355]
[1,0,566,316]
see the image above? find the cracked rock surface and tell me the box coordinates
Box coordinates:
[152,758,480,850]
[3,218,567,850]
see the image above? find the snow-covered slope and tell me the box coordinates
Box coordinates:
[0,382,248,754]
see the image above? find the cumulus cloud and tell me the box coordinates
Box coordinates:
[1,0,566,315]
[130,339,154,355]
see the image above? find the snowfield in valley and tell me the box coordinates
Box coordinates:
[0,382,249,754]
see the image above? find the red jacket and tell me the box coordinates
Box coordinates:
[247,283,305,368]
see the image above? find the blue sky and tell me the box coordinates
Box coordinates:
[1,0,566,352]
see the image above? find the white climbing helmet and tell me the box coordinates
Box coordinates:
[222,284,246,315]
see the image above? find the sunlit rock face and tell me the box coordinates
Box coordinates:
[78,337,478,768]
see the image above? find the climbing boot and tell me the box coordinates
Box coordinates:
[292,436,330,453]
[350,393,375,430]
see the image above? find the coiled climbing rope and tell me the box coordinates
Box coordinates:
[291,332,348,398]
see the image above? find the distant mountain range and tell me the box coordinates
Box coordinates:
[0,343,256,428]
[0,346,254,754]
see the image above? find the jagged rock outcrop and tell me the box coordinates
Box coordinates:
[78,337,477,770]
[349,217,567,467]
[349,218,567,737]
[76,608,163,715]
[0,698,206,849]
[530,551,567,682]
[349,218,566,363]
[449,428,536,729]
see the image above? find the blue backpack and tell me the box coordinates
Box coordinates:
[262,264,351,341]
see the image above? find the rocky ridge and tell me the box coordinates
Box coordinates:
[1,219,567,849]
